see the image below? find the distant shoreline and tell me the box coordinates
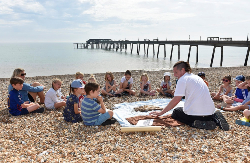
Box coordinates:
[1,65,249,80]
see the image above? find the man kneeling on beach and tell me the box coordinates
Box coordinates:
[150,61,229,130]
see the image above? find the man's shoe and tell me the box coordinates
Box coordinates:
[213,111,229,131]
[192,120,217,130]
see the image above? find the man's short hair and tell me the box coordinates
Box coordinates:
[10,77,24,85]
[84,83,99,95]
[173,61,192,73]
[125,70,131,76]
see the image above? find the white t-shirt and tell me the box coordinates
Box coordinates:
[120,76,133,84]
[174,73,215,116]
[45,88,64,109]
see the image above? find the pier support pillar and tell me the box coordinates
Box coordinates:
[170,45,174,61]
[131,43,133,54]
[210,46,216,67]
[147,44,149,57]
[187,45,192,63]
[137,43,140,55]
[164,44,166,58]
[178,45,180,60]
[220,46,223,66]
[244,46,250,66]
[157,44,160,58]
[144,44,146,55]
[153,44,155,57]
[196,45,198,63]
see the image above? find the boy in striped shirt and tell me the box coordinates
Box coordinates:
[81,83,113,125]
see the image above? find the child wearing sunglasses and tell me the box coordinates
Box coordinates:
[219,76,250,111]
[211,75,233,101]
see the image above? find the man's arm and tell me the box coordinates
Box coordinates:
[150,96,182,116]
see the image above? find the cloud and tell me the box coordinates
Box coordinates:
[80,0,195,22]
[0,19,32,26]
[0,0,45,15]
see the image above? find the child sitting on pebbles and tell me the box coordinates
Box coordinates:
[81,83,113,126]
[219,75,248,108]
[139,73,156,96]
[235,109,250,127]
[8,77,44,116]
[45,79,66,109]
[115,70,135,96]
[101,72,118,97]
[63,79,84,123]
[198,72,209,86]
[156,72,174,97]
[219,76,250,111]
[211,75,233,101]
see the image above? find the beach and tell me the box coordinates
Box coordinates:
[1,66,250,162]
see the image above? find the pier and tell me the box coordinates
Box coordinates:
[73,38,250,67]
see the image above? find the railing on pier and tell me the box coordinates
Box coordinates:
[73,39,250,67]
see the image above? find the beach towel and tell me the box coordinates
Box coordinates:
[113,98,185,127]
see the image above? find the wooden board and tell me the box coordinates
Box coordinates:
[120,126,161,132]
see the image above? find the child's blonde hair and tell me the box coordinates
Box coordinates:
[88,74,97,83]
[52,78,62,89]
[104,72,114,81]
[76,72,84,79]
[140,73,149,82]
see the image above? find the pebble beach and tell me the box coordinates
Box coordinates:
[1,66,250,162]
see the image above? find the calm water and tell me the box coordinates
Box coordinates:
[0,42,249,78]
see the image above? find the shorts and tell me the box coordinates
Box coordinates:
[143,88,149,92]
[94,112,111,125]
[20,108,29,115]
[28,93,35,102]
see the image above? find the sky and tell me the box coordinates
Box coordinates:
[0,0,249,43]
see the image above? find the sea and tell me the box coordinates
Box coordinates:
[0,42,249,78]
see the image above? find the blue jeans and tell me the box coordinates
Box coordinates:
[94,112,111,125]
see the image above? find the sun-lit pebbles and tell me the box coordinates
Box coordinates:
[0,67,250,162]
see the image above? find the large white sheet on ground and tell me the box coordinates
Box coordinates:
[113,98,185,127]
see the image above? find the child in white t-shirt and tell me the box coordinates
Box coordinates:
[115,70,135,96]
[45,79,66,109]
[140,73,156,96]
[157,72,174,97]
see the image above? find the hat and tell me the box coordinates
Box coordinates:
[234,75,245,82]
[164,72,171,78]
[198,72,205,77]
[71,79,85,88]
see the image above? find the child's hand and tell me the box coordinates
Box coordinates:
[24,101,30,104]
[97,96,103,102]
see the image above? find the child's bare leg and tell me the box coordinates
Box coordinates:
[222,95,234,104]
[29,82,45,103]
[223,105,248,111]
[243,109,250,119]
[129,90,135,96]
[107,110,113,119]
[140,89,150,95]
[27,103,40,112]
[54,101,66,109]
[156,88,160,92]
[101,89,108,95]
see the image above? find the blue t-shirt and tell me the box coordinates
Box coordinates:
[63,94,82,123]
[8,83,44,102]
[235,88,248,100]
[8,89,24,116]
[81,97,101,125]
